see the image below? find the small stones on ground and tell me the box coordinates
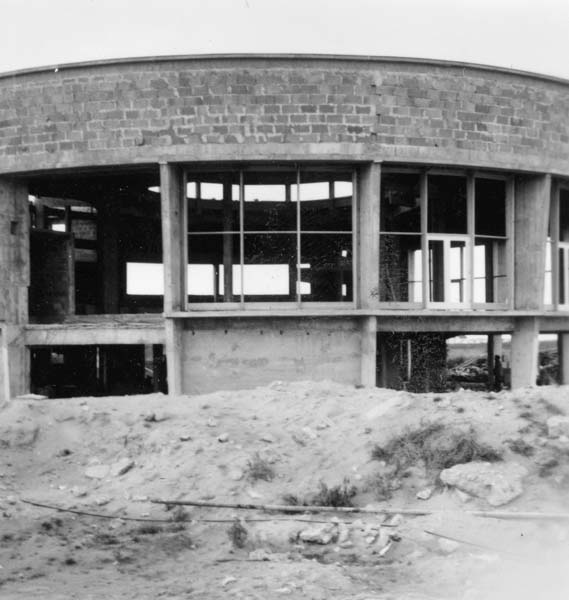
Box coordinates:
[85,464,110,480]
[179,434,192,442]
[228,468,244,481]
[222,576,237,587]
[301,426,318,440]
[70,486,88,498]
[207,418,218,428]
[454,489,473,503]
[299,523,337,545]
[438,538,460,554]
[260,433,275,443]
[110,458,135,477]
[547,415,569,438]
[94,496,111,506]
[416,487,433,500]
[218,433,229,443]
[247,489,262,499]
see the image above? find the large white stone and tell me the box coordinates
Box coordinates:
[440,462,527,507]
[547,416,569,438]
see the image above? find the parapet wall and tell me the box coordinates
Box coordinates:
[0,55,568,174]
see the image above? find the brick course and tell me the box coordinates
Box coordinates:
[0,57,568,174]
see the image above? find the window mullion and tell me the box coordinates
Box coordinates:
[296,166,301,306]
[239,170,244,306]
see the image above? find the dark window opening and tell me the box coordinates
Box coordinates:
[428,175,467,234]
[28,169,161,321]
[30,344,167,398]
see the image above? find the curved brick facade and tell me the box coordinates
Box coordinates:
[1,55,569,175]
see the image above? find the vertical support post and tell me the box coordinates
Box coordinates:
[97,200,120,313]
[223,176,234,302]
[550,180,559,308]
[0,178,30,402]
[420,171,429,307]
[361,316,377,387]
[357,162,380,308]
[160,163,186,396]
[558,333,569,385]
[514,174,551,309]
[467,173,475,305]
[511,317,539,389]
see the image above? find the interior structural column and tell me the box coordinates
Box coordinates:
[97,200,120,313]
[558,333,569,385]
[160,162,186,396]
[511,318,539,389]
[0,178,30,402]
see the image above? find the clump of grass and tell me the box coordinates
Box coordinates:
[506,438,535,457]
[169,506,190,522]
[371,423,502,475]
[311,478,357,507]
[366,472,393,501]
[227,519,248,549]
[133,524,161,536]
[245,452,275,482]
[282,478,357,508]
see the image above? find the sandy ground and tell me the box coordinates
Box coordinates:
[2,381,569,599]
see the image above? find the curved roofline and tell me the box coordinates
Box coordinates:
[0,53,568,87]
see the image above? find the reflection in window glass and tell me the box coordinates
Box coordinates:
[475,179,506,237]
[380,173,421,232]
[428,176,467,234]
[379,235,422,302]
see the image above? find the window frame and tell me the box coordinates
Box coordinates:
[379,168,513,310]
[184,164,357,311]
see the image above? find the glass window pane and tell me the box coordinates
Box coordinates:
[449,240,467,303]
[301,234,352,301]
[475,178,506,237]
[560,248,566,305]
[187,175,239,232]
[428,239,445,302]
[188,234,241,302]
[243,233,297,301]
[428,175,467,234]
[381,173,421,232]
[300,172,352,232]
[560,189,569,242]
[379,234,422,302]
[243,171,297,232]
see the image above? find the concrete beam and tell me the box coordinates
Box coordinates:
[24,325,165,346]
[511,317,539,388]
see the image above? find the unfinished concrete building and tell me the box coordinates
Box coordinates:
[1,54,568,401]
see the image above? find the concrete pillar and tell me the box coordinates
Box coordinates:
[0,179,30,402]
[357,162,380,308]
[377,333,402,389]
[360,316,377,387]
[511,318,539,389]
[514,175,551,310]
[558,333,569,385]
[160,163,187,395]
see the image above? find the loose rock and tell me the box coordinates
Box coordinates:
[85,464,110,480]
[110,458,134,477]
[440,461,527,506]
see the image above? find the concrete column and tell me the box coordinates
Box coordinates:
[0,179,30,402]
[558,333,569,385]
[360,316,377,387]
[357,162,380,308]
[511,318,539,389]
[514,175,551,309]
[160,163,187,395]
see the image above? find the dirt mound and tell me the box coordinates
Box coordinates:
[2,381,569,598]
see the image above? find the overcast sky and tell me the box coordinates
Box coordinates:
[1,0,569,79]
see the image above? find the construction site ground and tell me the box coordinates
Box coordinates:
[2,380,569,599]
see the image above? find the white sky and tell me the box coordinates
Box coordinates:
[1,0,569,79]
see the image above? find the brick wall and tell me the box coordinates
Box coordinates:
[0,57,568,174]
